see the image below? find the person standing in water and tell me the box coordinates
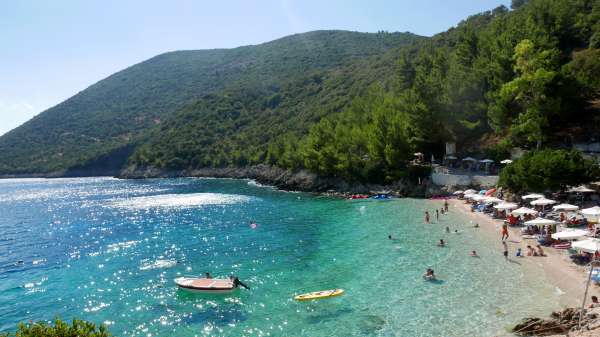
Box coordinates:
[435,209,439,221]
[425,211,430,223]
[444,199,449,212]
[502,241,509,260]
[501,223,509,241]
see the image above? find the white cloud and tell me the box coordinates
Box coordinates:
[0,99,38,136]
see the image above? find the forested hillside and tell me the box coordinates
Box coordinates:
[0,30,421,174]
[2,0,599,184]
[129,0,600,183]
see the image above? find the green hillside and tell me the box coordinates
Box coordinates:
[129,0,600,184]
[0,30,422,175]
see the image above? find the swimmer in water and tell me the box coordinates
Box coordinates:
[423,268,436,280]
[474,223,480,228]
[470,250,478,257]
[438,239,445,247]
[446,226,450,233]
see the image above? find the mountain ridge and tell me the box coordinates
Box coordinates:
[0,30,423,175]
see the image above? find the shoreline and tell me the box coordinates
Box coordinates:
[447,198,600,309]
[1,164,436,197]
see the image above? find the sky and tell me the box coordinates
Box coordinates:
[0,0,510,136]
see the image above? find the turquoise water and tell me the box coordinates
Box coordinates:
[0,177,561,336]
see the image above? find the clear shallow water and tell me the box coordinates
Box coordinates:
[0,177,561,336]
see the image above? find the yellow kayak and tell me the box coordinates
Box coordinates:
[294,288,344,301]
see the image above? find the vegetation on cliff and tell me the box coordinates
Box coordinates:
[0,30,421,174]
[131,0,600,184]
[2,0,600,189]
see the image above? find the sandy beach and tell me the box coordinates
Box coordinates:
[448,198,600,309]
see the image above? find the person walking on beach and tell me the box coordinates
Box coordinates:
[446,226,450,233]
[501,223,509,241]
[444,199,449,212]
[425,211,430,223]
[502,241,508,260]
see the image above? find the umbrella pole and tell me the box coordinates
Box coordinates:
[579,260,599,329]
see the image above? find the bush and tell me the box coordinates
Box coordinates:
[0,319,111,337]
[499,149,599,193]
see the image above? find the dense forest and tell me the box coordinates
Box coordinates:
[2,0,600,187]
[0,30,421,174]
[130,0,600,183]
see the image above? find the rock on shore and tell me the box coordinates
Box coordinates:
[513,307,600,336]
[118,164,435,197]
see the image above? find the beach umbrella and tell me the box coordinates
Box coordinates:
[480,159,494,163]
[525,217,557,226]
[452,190,464,195]
[494,202,518,210]
[483,196,503,204]
[552,203,579,211]
[462,157,477,162]
[512,207,538,216]
[530,198,557,206]
[471,194,485,201]
[581,206,600,216]
[413,152,423,156]
[445,155,457,160]
[551,229,590,241]
[500,159,513,164]
[522,193,544,200]
[464,189,477,195]
[571,238,600,253]
[568,185,595,193]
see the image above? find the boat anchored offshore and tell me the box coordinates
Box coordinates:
[174,276,249,294]
[294,288,344,301]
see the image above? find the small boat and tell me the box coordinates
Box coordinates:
[294,288,344,301]
[370,194,390,200]
[174,277,236,294]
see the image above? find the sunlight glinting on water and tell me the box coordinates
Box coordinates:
[0,178,562,336]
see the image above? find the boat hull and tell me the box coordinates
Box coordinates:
[174,277,236,294]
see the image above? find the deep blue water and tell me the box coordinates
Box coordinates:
[0,177,561,336]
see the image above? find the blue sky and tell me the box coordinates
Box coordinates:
[0,0,510,136]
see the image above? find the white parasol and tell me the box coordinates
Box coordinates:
[512,207,538,216]
[494,202,518,210]
[551,229,590,241]
[522,193,544,200]
[581,206,600,217]
[571,238,600,253]
[530,198,557,206]
[552,203,579,211]
[525,217,557,226]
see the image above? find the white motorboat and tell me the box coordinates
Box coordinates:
[174,277,236,294]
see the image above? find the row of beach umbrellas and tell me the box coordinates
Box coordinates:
[457,188,600,253]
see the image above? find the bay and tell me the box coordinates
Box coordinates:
[0,177,560,336]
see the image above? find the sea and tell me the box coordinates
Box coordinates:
[0,177,562,336]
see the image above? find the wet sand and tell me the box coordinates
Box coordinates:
[447,198,600,308]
